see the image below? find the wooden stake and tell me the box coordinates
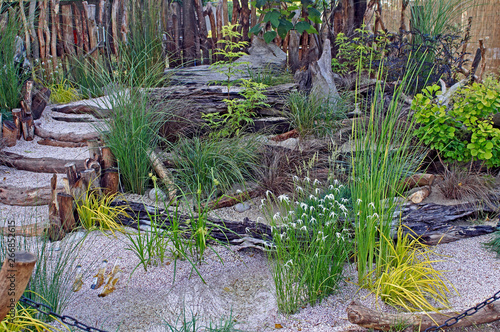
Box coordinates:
[28,0,39,59]
[120,0,129,43]
[0,251,37,322]
[111,0,120,54]
[2,120,18,147]
[51,0,60,73]
[61,4,75,55]
[478,39,487,83]
[11,108,22,140]
[73,3,83,57]
[100,168,119,195]
[37,0,47,60]
[21,116,35,141]
[87,139,102,161]
[65,162,79,187]
[58,193,77,233]
[83,2,98,59]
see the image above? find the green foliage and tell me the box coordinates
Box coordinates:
[331,27,388,76]
[163,307,239,332]
[211,23,249,93]
[169,136,260,198]
[249,0,320,42]
[370,228,452,312]
[75,190,128,236]
[48,79,80,104]
[246,66,293,86]
[1,303,64,331]
[483,229,500,258]
[0,10,28,116]
[351,65,423,284]
[203,80,269,137]
[286,91,348,137]
[262,179,352,314]
[413,82,500,167]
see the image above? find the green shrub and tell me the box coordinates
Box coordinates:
[413,81,500,167]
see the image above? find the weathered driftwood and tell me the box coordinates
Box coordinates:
[0,222,47,237]
[148,83,296,116]
[402,223,496,246]
[408,186,431,204]
[0,185,58,206]
[148,150,176,201]
[58,192,77,233]
[112,200,273,249]
[0,251,37,322]
[51,105,110,118]
[1,152,86,173]
[37,138,87,148]
[35,125,101,142]
[198,189,261,211]
[347,300,500,331]
[2,120,18,147]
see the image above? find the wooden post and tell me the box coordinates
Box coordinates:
[72,3,83,57]
[194,0,210,64]
[100,168,119,195]
[120,0,129,44]
[51,0,60,73]
[216,1,223,60]
[83,2,98,59]
[240,0,250,46]
[21,116,35,141]
[0,251,37,322]
[37,0,47,60]
[81,3,90,54]
[28,0,39,59]
[61,4,75,55]
[100,147,116,169]
[58,193,77,233]
[206,2,217,56]
[42,0,51,63]
[11,109,22,140]
[2,121,18,147]
[23,81,33,116]
[87,139,102,161]
[65,162,79,187]
[111,0,120,55]
[19,0,31,57]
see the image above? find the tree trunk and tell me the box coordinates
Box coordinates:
[28,0,39,59]
[111,0,120,55]
[37,0,47,60]
[120,0,128,43]
[194,0,210,64]
[2,121,18,147]
[240,0,250,46]
[61,4,75,55]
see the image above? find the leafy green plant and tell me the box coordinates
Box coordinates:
[169,136,260,199]
[249,0,321,43]
[286,90,348,137]
[203,80,269,137]
[211,23,249,93]
[351,65,423,284]
[371,228,453,312]
[75,189,128,236]
[262,178,352,314]
[331,27,388,76]
[413,82,500,167]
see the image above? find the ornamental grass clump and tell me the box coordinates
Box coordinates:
[262,178,352,314]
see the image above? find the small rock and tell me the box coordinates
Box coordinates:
[148,188,167,201]
[276,137,298,150]
[234,202,251,213]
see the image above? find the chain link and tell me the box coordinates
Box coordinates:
[18,296,108,332]
[424,289,500,331]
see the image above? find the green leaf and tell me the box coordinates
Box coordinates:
[295,21,311,34]
[254,0,267,9]
[306,25,318,34]
[278,19,294,38]
[308,7,322,24]
[263,31,277,44]
[264,10,281,28]
[249,23,262,36]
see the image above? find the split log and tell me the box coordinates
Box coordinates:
[111,0,120,54]
[32,86,51,120]
[35,125,101,142]
[37,139,87,148]
[65,163,79,187]
[2,121,18,147]
[58,193,77,233]
[0,251,37,322]
[0,185,58,206]
[408,186,431,204]
[148,150,176,201]
[100,168,119,195]
[403,173,435,189]
[347,300,500,331]
[49,173,59,217]
[1,152,86,173]
[72,3,83,57]
[11,108,22,140]
[21,116,35,141]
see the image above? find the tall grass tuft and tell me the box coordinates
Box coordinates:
[350,65,424,285]
[262,178,352,314]
[0,9,28,116]
[169,136,261,198]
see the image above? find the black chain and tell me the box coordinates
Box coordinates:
[424,289,500,331]
[18,296,108,332]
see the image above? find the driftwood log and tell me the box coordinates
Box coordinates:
[2,120,18,147]
[1,152,86,173]
[347,301,500,331]
[147,83,296,116]
[35,125,101,143]
[51,105,110,118]
[112,200,273,249]
[0,222,47,237]
[0,251,37,322]
[37,138,87,148]
[0,185,59,206]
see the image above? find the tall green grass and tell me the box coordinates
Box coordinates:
[0,10,28,116]
[350,65,424,284]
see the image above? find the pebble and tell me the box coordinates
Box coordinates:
[234,202,251,213]
[148,188,167,201]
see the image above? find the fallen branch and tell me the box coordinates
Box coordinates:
[35,125,101,143]
[1,152,86,173]
[347,300,500,331]
[198,189,261,211]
